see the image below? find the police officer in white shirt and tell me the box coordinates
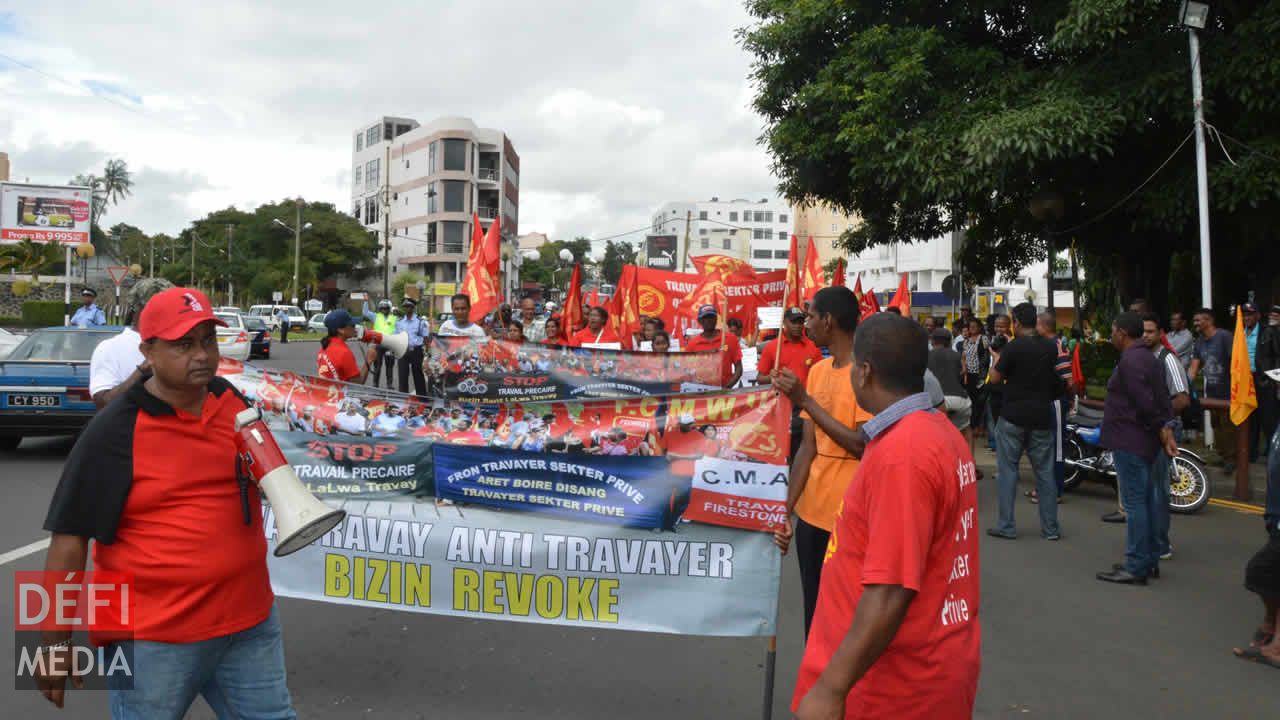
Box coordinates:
[89,278,175,408]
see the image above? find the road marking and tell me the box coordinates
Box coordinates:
[1208,498,1264,515]
[0,538,50,566]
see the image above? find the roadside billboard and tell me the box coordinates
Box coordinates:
[0,182,93,245]
[644,234,678,269]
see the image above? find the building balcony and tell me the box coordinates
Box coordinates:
[477,206,498,220]
[477,167,499,183]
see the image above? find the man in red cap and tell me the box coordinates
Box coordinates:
[37,288,297,718]
[683,304,743,388]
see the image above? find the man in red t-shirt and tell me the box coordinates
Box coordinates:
[757,306,823,387]
[683,304,743,388]
[793,313,980,720]
[39,288,297,716]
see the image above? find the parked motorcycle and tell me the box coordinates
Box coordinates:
[1063,407,1212,514]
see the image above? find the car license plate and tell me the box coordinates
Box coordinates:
[9,393,60,408]
[218,335,233,344]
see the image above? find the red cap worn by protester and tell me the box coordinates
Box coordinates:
[138,287,227,341]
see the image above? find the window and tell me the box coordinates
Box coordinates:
[779,213,787,223]
[774,250,789,259]
[722,237,731,250]
[429,142,437,174]
[729,211,738,222]
[439,263,458,282]
[443,139,467,171]
[365,158,380,191]
[831,224,837,232]
[700,237,709,249]
[764,211,773,222]
[427,223,438,254]
[442,221,466,254]
[353,165,362,189]
[442,180,467,213]
[427,182,437,213]
[384,122,393,141]
[754,211,764,222]
[778,231,787,240]
[698,211,707,220]
[366,126,379,147]
[404,159,410,168]
[356,134,363,152]
[752,249,771,259]
[699,228,707,235]
[352,202,361,222]
[365,197,379,225]
[831,239,839,249]
[752,228,766,239]
[396,123,411,137]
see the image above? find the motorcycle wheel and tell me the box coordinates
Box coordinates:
[1062,439,1087,491]
[1169,450,1211,514]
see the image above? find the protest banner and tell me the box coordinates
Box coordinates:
[433,445,681,529]
[684,457,789,532]
[635,267,786,340]
[263,499,782,637]
[276,431,433,499]
[427,335,720,403]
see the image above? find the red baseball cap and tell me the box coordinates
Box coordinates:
[138,287,226,341]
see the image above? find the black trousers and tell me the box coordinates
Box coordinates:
[398,346,426,397]
[278,321,288,343]
[372,347,395,389]
[796,517,830,640]
[787,411,803,466]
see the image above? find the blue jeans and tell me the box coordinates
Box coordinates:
[1050,399,1066,496]
[107,605,296,720]
[1114,451,1158,576]
[1150,449,1171,557]
[994,417,1059,537]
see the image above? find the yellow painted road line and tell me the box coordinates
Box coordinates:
[1208,498,1264,515]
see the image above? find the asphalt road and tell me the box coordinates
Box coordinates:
[1,340,1275,718]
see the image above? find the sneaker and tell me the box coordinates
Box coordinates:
[986,528,1017,540]
[1044,533,1061,541]
[1160,546,1173,561]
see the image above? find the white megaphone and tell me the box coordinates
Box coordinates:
[358,327,409,357]
[234,407,345,556]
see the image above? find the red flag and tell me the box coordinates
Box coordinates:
[562,263,584,333]
[852,272,863,299]
[888,272,911,317]
[801,236,824,302]
[482,215,501,276]
[692,255,755,277]
[1071,342,1085,391]
[858,284,881,320]
[832,259,846,287]
[782,234,801,309]
[606,264,641,348]
[588,287,600,307]
[468,213,486,267]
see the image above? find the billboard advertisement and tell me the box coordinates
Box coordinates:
[644,234,678,270]
[0,182,93,245]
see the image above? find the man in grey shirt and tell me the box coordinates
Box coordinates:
[1168,312,1194,372]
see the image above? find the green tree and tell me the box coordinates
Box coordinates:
[741,1,1280,313]
[72,158,133,229]
[600,239,638,285]
[519,237,596,290]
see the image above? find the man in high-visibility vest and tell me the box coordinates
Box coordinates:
[364,299,398,389]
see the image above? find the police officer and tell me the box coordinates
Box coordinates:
[364,299,398,389]
[71,288,107,327]
[396,298,430,397]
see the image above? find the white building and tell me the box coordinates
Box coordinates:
[351,116,520,314]
[646,197,794,273]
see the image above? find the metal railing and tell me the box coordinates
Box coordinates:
[477,167,499,182]
[442,242,465,255]
[477,206,498,220]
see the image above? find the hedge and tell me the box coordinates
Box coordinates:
[21,300,67,327]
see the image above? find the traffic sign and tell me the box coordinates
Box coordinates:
[106,265,129,287]
[272,291,283,302]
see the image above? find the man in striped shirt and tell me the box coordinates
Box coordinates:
[1144,313,1190,560]
[1036,313,1074,503]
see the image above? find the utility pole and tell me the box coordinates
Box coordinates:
[226,224,235,307]
[148,235,154,278]
[382,143,392,300]
[1188,28,1213,313]
[190,231,196,287]
[292,199,303,305]
[680,210,692,273]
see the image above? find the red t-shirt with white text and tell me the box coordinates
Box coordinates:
[792,410,981,719]
[317,337,359,382]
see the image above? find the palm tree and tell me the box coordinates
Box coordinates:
[101,159,133,207]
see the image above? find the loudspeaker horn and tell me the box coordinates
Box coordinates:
[360,328,409,357]
[234,408,346,556]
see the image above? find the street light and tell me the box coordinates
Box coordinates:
[273,207,313,305]
[1180,1,1213,314]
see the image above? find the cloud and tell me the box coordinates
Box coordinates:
[0,0,780,242]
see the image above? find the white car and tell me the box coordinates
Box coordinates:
[247,304,307,331]
[0,328,24,360]
[307,313,328,332]
[214,312,251,361]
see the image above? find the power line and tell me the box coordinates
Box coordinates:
[1050,125,1197,236]
[0,51,182,133]
[1205,123,1280,165]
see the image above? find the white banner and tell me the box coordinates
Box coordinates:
[682,457,788,532]
[0,182,92,245]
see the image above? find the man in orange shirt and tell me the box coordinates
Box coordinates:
[773,287,873,638]
[38,288,296,717]
[757,306,825,464]
[683,304,743,388]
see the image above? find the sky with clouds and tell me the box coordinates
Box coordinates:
[0,1,779,248]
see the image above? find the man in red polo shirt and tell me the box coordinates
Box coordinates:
[683,304,743,388]
[38,287,296,718]
[793,312,980,720]
[757,306,824,386]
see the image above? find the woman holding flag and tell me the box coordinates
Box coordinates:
[568,306,621,347]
